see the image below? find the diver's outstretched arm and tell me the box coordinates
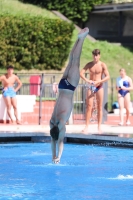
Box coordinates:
[53,139,64,164]
[51,138,56,160]
[53,138,64,164]
[53,121,66,164]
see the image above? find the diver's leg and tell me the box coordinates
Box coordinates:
[67,28,89,87]
[62,40,79,79]
[62,28,89,85]
[62,28,88,79]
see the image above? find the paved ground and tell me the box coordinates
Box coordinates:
[0,114,133,145]
[0,123,133,135]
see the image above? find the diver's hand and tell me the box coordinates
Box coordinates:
[53,157,60,164]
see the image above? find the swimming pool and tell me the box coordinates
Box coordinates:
[0,143,133,200]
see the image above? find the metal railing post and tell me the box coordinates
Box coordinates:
[39,73,44,125]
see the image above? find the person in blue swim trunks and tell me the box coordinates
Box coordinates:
[50,28,89,163]
[0,65,22,124]
[116,68,133,126]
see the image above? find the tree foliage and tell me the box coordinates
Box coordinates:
[20,0,109,26]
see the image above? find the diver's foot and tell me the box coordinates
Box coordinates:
[53,157,60,164]
[78,27,89,39]
[16,120,22,125]
[82,126,89,134]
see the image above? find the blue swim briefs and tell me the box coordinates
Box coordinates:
[58,79,76,91]
[2,87,16,98]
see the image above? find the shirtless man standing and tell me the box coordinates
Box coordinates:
[80,49,110,133]
[0,65,22,124]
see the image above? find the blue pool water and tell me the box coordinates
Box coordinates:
[0,143,133,200]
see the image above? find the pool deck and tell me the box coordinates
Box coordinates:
[0,119,133,147]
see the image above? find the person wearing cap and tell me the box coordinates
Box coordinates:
[80,49,110,133]
[0,65,22,124]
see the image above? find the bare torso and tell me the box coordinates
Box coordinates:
[87,61,104,85]
[1,74,17,88]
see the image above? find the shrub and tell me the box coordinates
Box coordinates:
[0,15,74,70]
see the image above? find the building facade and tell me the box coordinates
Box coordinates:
[86,2,133,43]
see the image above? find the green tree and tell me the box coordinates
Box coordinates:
[20,0,109,26]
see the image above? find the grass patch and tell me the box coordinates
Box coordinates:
[0,0,58,18]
